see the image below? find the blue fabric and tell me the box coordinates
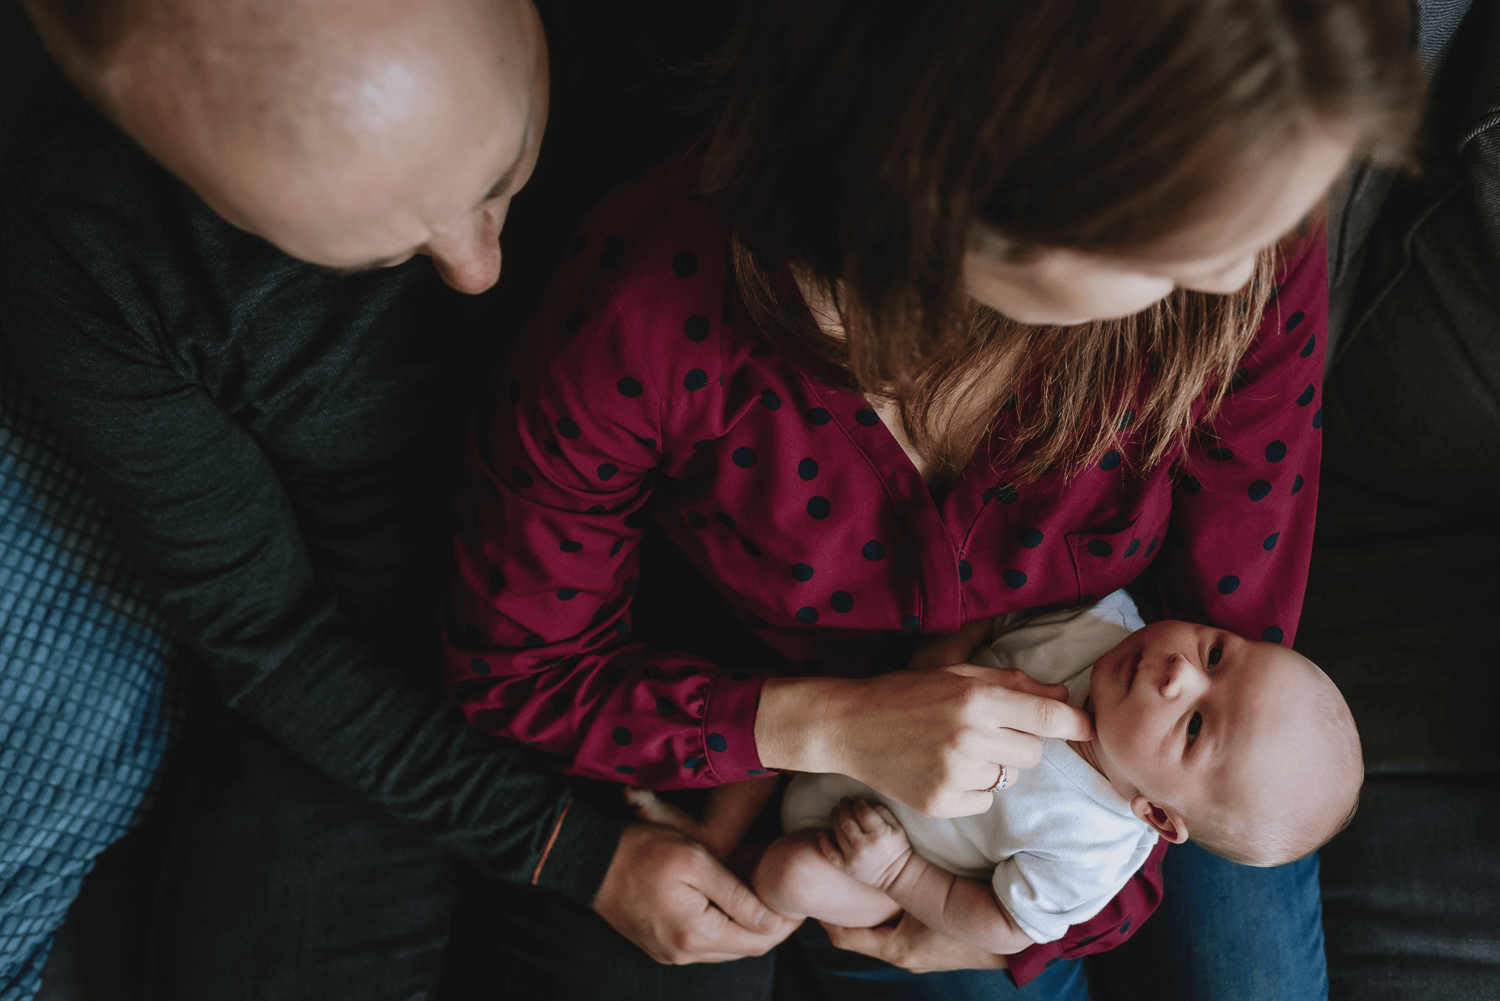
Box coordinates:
[0,359,183,1000]
[796,921,1093,1001]
[1155,840,1327,1001]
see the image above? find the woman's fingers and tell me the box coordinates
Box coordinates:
[949,663,1071,702]
[943,665,1094,741]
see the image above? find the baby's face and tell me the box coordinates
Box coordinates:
[1087,620,1316,825]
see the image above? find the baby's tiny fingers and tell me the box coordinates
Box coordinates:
[850,797,883,832]
[816,830,843,866]
[872,803,902,831]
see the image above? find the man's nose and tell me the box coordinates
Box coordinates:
[420,210,503,295]
[1160,653,1208,700]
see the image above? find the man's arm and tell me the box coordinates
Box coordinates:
[0,178,622,899]
[0,178,799,963]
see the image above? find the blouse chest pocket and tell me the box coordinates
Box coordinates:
[1065,501,1171,607]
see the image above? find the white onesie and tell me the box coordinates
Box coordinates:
[781,599,1158,945]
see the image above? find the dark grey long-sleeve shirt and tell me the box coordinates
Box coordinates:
[0,77,620,903]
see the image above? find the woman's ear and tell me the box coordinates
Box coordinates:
[1131,794,1190,843]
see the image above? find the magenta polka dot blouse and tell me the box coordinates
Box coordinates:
[443,151,1328,789]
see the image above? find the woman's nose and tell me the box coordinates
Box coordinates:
[420,209,503,295]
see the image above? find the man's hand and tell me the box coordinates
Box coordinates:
[594,823,796,964]
[822,912,1010,974]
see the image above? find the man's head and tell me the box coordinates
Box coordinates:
[25,0,548,293]
[1088,620,1362,867]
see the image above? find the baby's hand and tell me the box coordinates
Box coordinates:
[819,797,914,893]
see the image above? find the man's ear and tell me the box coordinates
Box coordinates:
[1130,794,1189,843]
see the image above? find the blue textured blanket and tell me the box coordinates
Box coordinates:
[0,354,182,999]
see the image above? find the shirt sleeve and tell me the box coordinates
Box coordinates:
[1145,232,1328,646]
[0,192,623,906]
[444,217,769,789]
[1006,838,1168,986]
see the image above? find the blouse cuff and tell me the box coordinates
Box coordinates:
[700,671,772,782]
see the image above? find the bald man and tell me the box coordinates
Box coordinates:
[0,1,788,999]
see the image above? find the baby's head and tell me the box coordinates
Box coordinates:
[1087,620,1361,867]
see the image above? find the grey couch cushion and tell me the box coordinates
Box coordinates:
[1321,777,1500,1000]
[1300,0,1500,776]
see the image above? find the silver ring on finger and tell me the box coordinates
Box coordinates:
[983,764,1010,793]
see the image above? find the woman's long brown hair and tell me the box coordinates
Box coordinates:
[700,0,1422,486]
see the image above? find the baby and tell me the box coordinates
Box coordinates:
[630,601,1362,956]
[750,606,1364,954]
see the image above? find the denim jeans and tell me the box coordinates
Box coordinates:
[803,841,1327,1001]
[796,920,1092,1001]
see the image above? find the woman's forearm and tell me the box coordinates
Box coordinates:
[754,675,853,773]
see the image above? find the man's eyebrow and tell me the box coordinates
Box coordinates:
[479,109,536,206]
[321,255,408,277]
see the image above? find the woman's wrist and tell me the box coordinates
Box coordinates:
[754,675,857,774]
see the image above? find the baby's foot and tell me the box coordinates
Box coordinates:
[623,787,706,842]
[818,797,914,892]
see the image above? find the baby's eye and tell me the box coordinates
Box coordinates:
[1207,646,1223,668]
[1187,712,1202,742]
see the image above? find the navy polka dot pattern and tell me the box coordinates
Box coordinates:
[443,154,1328,794]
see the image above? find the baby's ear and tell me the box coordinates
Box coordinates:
[1130,795,1189,843]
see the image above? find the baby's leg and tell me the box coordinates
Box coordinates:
[752,830,903,927]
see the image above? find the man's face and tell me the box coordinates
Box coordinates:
[1087,620,1313,828]
[110,0,550,295]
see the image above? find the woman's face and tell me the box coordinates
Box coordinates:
[962,126,1357,326]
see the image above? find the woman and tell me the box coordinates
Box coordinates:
[444,1,1421,996]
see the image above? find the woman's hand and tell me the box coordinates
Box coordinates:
[755,617,1092,817]
[822,912,1010,973]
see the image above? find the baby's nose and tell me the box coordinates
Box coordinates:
[1161,653,1208,698]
